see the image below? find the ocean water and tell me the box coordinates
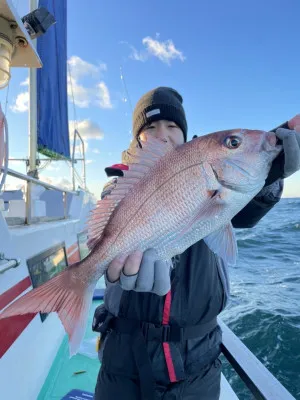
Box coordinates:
[220,198,300,399]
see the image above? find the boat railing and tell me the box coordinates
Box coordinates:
[0,253,21,274]
[0,166,80,225]
[71,128,86,191]
[219,318,296,399]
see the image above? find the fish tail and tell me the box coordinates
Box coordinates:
[0,267,97,356]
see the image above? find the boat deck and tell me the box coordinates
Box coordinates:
[37,300,101,400]
[38,299,238,399]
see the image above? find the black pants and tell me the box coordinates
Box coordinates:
[94,358,222,400]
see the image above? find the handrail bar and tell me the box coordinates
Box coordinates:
[0,166,79,195]
[0,258,21,275]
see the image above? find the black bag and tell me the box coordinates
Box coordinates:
[92,303,115,337]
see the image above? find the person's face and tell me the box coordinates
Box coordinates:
[139,120,185,147]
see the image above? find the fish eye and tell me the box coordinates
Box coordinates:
[224,136,242,149]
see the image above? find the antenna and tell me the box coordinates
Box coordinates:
[120,65,133,113]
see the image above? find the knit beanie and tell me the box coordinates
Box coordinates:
[132,87,187,142]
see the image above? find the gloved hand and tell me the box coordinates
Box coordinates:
[265,119,300,186]
[275,128,300,178]
[106,249,172,296]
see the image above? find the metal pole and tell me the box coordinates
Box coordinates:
[27,0,38,225]
[82,139,86,189]
[0,256,21,275]
[72,130,76,191]
[72,129,87,190]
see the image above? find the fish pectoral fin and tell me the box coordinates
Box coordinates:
[204,223,238,265]
[0,267,96,357]
[161,198,226,250]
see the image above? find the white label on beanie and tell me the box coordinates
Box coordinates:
[146,109,160,118]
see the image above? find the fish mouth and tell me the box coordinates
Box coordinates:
[262,132,282,153]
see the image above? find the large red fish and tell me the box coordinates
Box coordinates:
[0,128,282,355]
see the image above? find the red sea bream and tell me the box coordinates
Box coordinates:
[0,129,282,355]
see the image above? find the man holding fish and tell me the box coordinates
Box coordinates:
[93,87,300,399]
[1,87,299,400]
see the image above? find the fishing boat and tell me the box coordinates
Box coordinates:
[0,1,296,399]
[0,1,97,398]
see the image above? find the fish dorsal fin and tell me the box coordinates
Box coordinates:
[87,135,174,251]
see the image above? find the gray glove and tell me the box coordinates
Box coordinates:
[275,128,300,178]
[105,249,172,296]
[120,249,172,296]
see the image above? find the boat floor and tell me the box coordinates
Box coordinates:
[38,299,238,399]
[38,300,102,399]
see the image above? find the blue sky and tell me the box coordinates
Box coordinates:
[2,0,300,197]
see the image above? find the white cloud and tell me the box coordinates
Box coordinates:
[92,148,100,154]
[69,119,104,140]
[121,40,148,62]
[67,56,112,109]
[68,56,106,81]
[125,36,185,65]
[129,46,148,62]
[96,81,112,109]
[10,91,29,113]
[20,77,29,86]
[2,180,25,191]
[142,37,185,65]
[12,57,113,114]
[41,176,72,190]
[67,76,91,108]
[45,164,60,172]
[86,159,94,164]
